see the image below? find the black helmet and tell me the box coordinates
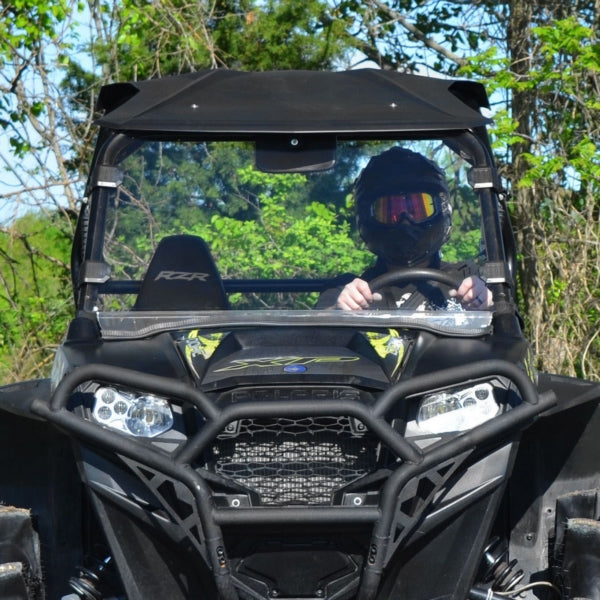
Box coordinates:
[355,147,452,267]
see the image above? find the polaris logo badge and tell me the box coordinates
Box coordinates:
[284,364,307,373]
[154,270,210,282]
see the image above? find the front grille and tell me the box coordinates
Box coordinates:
[211,416,378,506]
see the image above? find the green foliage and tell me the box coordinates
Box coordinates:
[215,0,348,70]
[443,229,481,263]
[0,0,71,53]
[462,18,600,195]
[194,193,371,308]
[517,19,600,190]
[195,169,370,277]
[461,15,600,378]
[0,213,73,382]
[94,0,347,80]
[0,0,76,156]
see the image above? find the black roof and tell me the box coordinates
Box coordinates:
[96,69,491,136]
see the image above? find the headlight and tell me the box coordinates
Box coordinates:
[417,383,499,434]
[92,386,174,438]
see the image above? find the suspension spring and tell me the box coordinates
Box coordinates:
[480,537,525,593]
[68,556,112,600]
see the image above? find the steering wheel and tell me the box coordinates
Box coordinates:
[368,268,462,294]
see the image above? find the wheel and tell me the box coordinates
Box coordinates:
[368,268,461,294]
[0,507,43,600]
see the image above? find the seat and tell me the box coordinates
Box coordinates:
[133,235,229,310]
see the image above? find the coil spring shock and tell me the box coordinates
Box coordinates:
[479,537,524,593]
[68,556,112,600]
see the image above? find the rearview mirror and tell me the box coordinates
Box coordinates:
[255,135,336,172]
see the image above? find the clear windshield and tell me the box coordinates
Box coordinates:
[93,139,493,334]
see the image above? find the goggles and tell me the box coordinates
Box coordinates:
[371,192,437,225]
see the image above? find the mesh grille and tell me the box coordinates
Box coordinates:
[211,416,378,506]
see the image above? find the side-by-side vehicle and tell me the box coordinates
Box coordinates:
[1,69,599,600]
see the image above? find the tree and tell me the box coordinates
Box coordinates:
[0,212,72,381]
[333,0,600,378]
[0,0,83,381]
[1,0,599,382]
[503,16,600,378]
[0,0,355,382]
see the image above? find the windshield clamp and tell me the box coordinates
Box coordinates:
[481,261,508,284]
[79,261,111,285]
[468,167,500,190]
[90,165,124,189]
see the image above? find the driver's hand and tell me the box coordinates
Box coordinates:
[450,276,493,310]
[336,278,383,311]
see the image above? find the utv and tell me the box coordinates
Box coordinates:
[0,69,599,600]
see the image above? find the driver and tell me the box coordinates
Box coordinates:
[317,147,493,311]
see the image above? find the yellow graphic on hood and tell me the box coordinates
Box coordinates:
[521,347,538,384]
[185,331,225,361]
[364,329,407,378]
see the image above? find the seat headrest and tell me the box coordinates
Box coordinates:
[134,235,229,310]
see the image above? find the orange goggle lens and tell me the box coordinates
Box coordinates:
[372,192,436,224]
